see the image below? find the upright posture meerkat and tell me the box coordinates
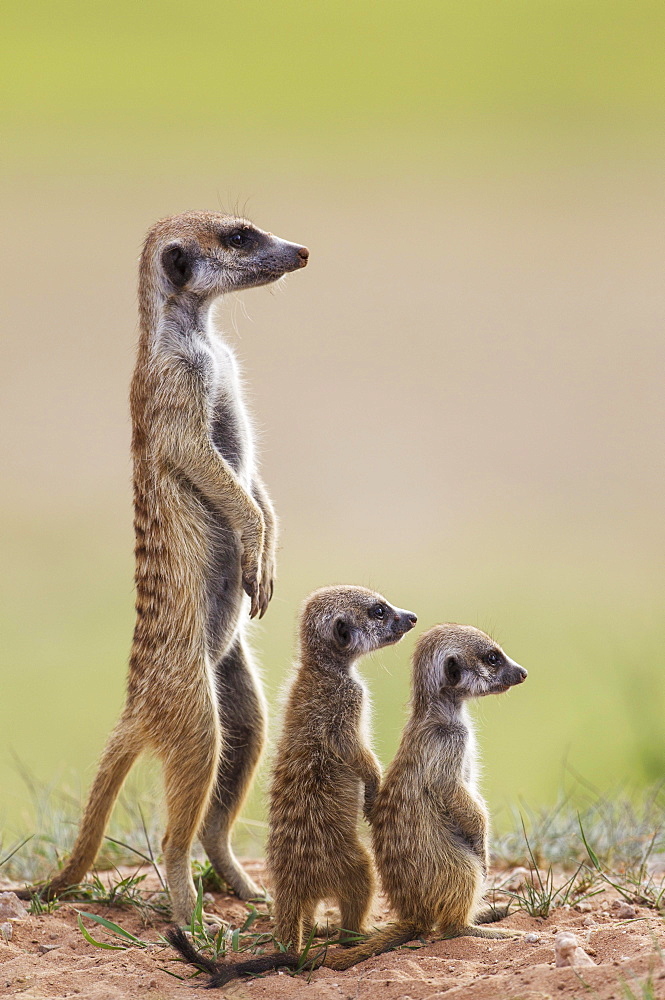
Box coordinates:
[170,622,525,985]
[335,623,528,967]
[22,212,308,924]
[168,584,417,984]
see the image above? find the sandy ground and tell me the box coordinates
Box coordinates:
[2,862,664,1000]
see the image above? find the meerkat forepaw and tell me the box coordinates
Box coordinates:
[257,554,276,618]
[241,562,262,618]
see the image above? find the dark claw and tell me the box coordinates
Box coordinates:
[242,574,260,618]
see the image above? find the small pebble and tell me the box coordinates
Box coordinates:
[0,893,27,920]
[202,892,215,906]
[523,932,541,943]
[38,944,59,954]
[554,931,596,968]
[611,902,637,919]
[0,923,12,943]
[582,915,596,927]
[574,901,592,913]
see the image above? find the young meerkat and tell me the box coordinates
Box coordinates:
[20,212,308,924]
[169,623,525,985]
[167,584,417,985]
[332,623,528,968]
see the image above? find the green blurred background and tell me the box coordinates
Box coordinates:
[1,1,664,852]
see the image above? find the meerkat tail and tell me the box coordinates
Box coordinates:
[442,923,522,940]
[166,927,301,987]
[324,920,424,970]
[166,927,232,976]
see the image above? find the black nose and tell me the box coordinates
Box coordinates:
[297,246,309,265]
[515,667,528,683]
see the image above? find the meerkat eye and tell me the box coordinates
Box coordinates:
[486,650,501,666]
[369,604,385,620]
[227,230,248,249]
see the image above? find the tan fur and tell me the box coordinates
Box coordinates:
[20,212,308,924]
[268,586,417,951]
[167,585,416,984]
[329,624,528,969]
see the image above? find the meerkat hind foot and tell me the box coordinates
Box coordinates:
[475,903,511,924]
[233,875,266,902]
[208,865,265,902]
[207,853,265,902]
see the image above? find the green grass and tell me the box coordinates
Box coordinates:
[2,515,664,841]
[2,0,664,173]
[493,783,665,873]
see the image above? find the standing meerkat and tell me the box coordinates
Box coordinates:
[167,584,417,984]
[21,212,309,924]
[169,622,525,985]
[333,623,528,968]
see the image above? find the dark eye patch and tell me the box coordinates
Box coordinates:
[368,604,385,620]
[221,226,256,251]
[486,650,502,666]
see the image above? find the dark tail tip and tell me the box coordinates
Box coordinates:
[207,952,301,988]
[166,925,221,977]
[166,925,302,988]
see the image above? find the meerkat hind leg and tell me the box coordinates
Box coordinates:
[274,896,306,954]
[337,852,375,944]
[161,720,220,926]
[199,637,266,900]
[44,719,140,896]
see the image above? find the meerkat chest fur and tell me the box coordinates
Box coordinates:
[457,704,481,798]
[169,319,255,485]
[206,332,255,484]
[159,308,255,481]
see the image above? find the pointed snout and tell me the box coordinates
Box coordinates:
[508,663,528,685]
[271,236,309,272]
[392,609,418,635]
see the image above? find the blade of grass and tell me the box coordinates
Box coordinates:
[77,910,147,946]
[138,804,166,891]
[0,835,33,868]
[77,913,127,951]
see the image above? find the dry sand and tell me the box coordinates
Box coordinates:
[2,862,664,1000]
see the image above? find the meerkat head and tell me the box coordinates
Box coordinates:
[412,624,527,708]
[301,585,417,667]
[143,211,308,302]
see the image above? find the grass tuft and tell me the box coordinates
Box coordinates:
[493,783,665,874]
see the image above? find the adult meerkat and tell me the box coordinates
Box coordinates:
[21,212,308,924]
[169,623,525,985]
[167,584,417,984]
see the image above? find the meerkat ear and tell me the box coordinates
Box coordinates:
[444,654,461,687]
[334,618,351,650]
[161,242,193,287]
